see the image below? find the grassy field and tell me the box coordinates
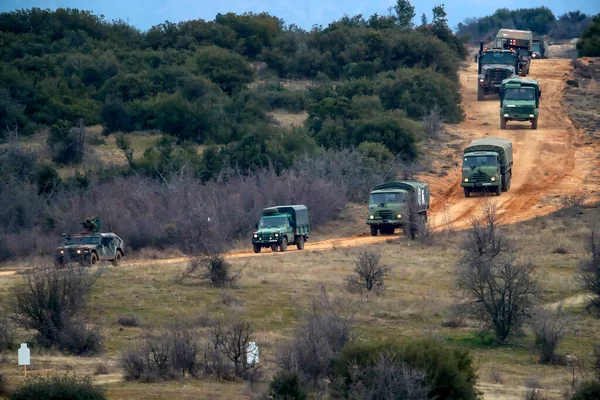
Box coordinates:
[0,201,599,399]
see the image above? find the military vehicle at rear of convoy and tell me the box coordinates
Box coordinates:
[495,28,533,76]
[461,137,513,197]
[252,205,310,253]
[500,78,542,130]
[476,42,519,101]
[366,181,430,236]
[532,38,549,59]
[54,218,125,267]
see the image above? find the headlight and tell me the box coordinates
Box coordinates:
[479,78,484,82]
[275,233,279,237]
[504,114,509,117]
[253,234,258,238]
[369,215,374,220]
[397,214,401,219]
[76,249,81,254]
[529,114,534,118]
[491,177,496,182]
[60,250,64,254]
[464,178,469,182]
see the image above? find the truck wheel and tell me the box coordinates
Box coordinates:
[296,236,305,250]
[89,252,98,266]
[279,237,288,252]
[271,244,277,252]
[370,226,378,236]
[495,186,501,196]
[464,188,471,198]
[501,174,508,192]
[500,117,506,130]
[112,251,122,266]
[253,245,262,254]
[477,85,484,101]
[507,172,511,191]
[532,118,538,130]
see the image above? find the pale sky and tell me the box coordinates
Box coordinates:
[1,0,599,31]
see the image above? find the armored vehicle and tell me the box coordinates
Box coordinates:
[461,137,513,197]
[500,78,542,130]
[252,205,310,253]
[495,29,533,75]
[476,41,519,101]
[366,181,429,236]
[54,232,125,267]
[532,39,548,59]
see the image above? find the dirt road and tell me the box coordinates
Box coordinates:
[427,58,600,230]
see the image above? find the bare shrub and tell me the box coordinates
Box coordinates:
[94,363,110,375]
[489,368,504,384]
[10,265,104,355]
[346,251,391,294]
[441,305,466,328]
[456,201,539,343]
[0,373,7,397]
[180,255,241,287]
[211,319,260,380]
[524,376,544,400]
[118,314,141,328]
[592,343,600,380]
[346,350,430,400]
[422,105,446,140]
[561,194,587,208]
[532,303,572,364]
[276,286,356,389]
[576,227,600,314]
[403,190,428,240]
[0,315,15,351]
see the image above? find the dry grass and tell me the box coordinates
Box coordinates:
[269,110,308,128]
[562,58,600,138]
[0,204,599,398]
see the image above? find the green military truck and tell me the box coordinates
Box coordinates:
[252,205,309,253]
[495,28,533,76]
[366,180,430,236]
[500,78,542,130]
[461,137,513,197]
[532,38,549,59]
[476,41,519,101]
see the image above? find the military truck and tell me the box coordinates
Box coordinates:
[495,29,533,76]
[366,181,429,236]
[532,38,549,59]
[500,77,542,130]
[461,138,513,197]
[54,232,125,267]
[252,205,310,253]
[476,41,519,101]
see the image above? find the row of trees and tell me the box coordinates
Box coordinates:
[456,7,594,42]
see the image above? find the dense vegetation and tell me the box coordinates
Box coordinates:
[456,7,593,42]
[0,3,466,261]
[577,13,600,57]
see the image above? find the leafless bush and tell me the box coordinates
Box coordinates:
[422,105,446,140]
[10,265,104,355]
[210,319,260,381]
[118,314,141,328]
[441,305,466,328]
[93,363,110,375]
[593,343,600,380]
[524,376,544,400]
[456,202,539,343]
[0,373,7,397]
[532,303,572,364]
[561,194,587,208]
[576,227,600,314]
[489,368,504,384]
[0,316,15,351]
[121,321,200,381]
[346,251,391,294]
[276,286,356,389]
[180,255,242,287]
[346,350,430,400]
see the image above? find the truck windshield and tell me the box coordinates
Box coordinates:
[463,156,498,168]
[64,236,101,245]
[480,52,515,64]
[532,43,540,53]
[504,88,535,100]
[370,192,405,204]
[259,217,288,228]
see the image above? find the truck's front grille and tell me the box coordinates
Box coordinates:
[376,210,394,219]
[471,171,489,183]
[511,106,534,114]
[485,69,512,85]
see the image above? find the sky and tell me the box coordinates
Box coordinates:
[1,0,599,32]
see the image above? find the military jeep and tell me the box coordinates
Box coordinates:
[54,232,125,267]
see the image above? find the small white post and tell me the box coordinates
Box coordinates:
[18,343,31,376]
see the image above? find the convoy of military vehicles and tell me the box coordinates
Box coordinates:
[47,27,543,260]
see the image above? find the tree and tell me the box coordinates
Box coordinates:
[394,0,416,30]
[532,303,572,364]
[346,250,391,293]
[576,226,600,313]
[577,14,600,57]
[432,4,448,31]
[455,201,539,343]
[420,13,428,26]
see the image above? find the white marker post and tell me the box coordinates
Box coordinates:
[247,341,259,364]
[18,343,30,376]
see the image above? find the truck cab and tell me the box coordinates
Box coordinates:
[252,205,309,253]
[477,43,518,101]
[366,181,429,237]
[461,137,513,198]
[500,78,541,130]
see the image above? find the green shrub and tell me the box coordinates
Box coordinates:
[101,98,133,134]
[357,141,394,163]
[9,375,106,400]
[577,14,600,57]
[34,163,61,195]
[195,46,255,95]
[269,371,307,400]
[572,381,600,400]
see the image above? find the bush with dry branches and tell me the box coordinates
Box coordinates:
[180,254,242,287]
[532,303,572,364]
[455,201,539,343]
[346,251,391,294]
[576,227,600,314]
